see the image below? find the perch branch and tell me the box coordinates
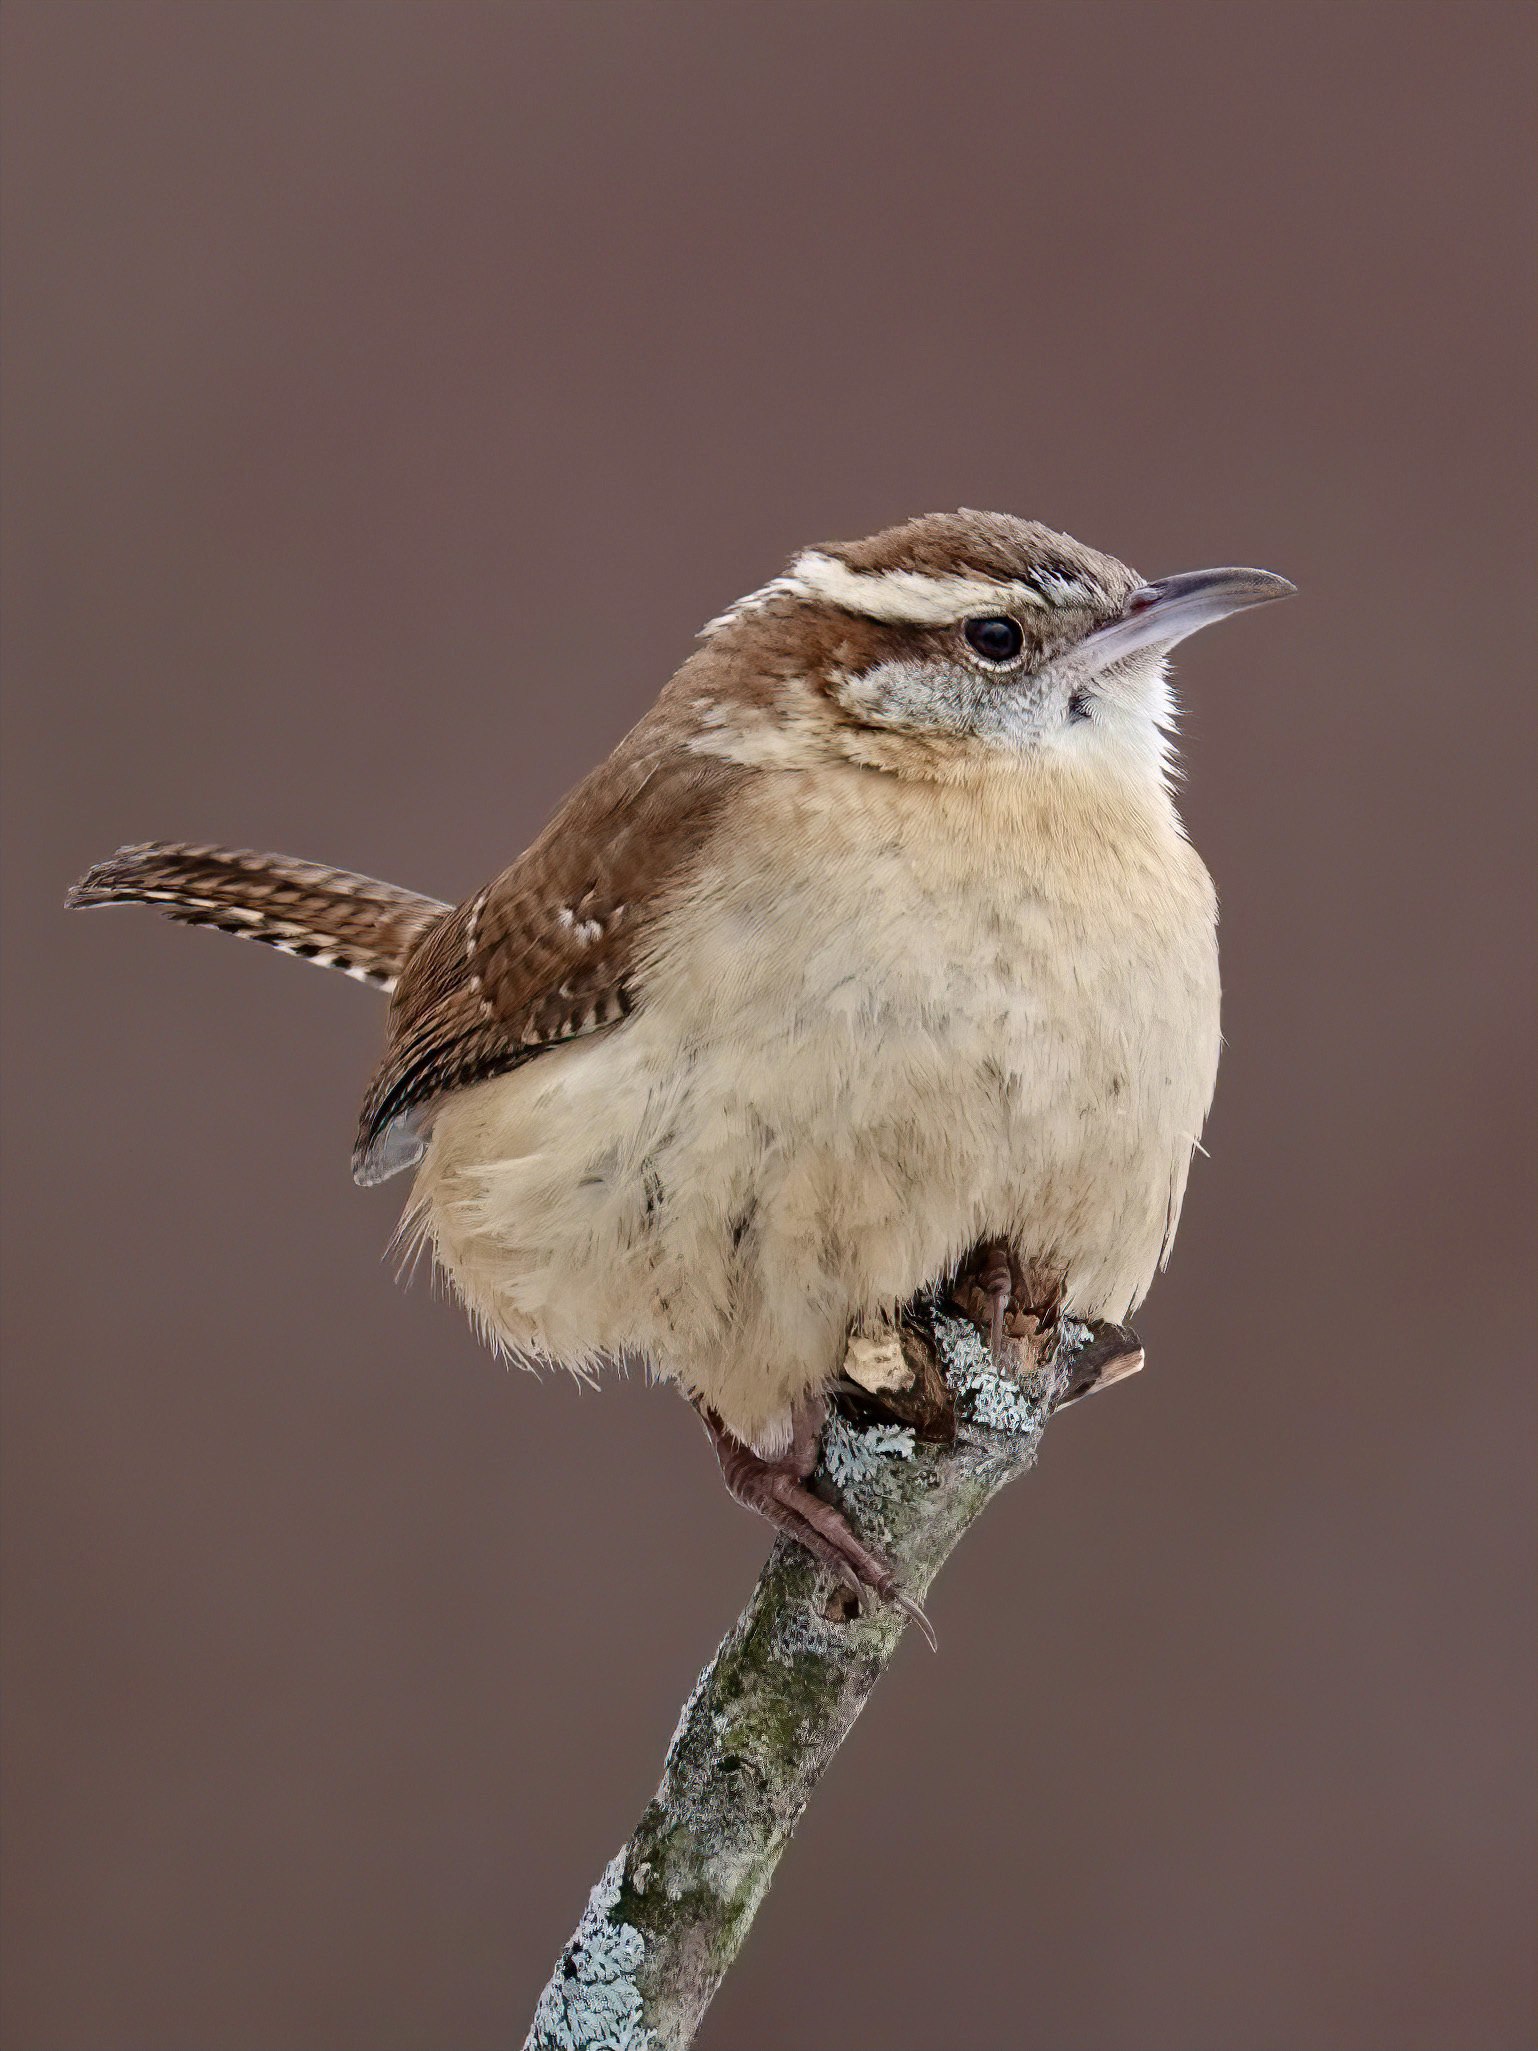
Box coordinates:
[525,1305,1142,2051]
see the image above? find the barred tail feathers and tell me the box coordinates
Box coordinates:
[65,842,449,991]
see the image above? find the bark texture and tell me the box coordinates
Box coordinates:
[525,1305,1140,2051]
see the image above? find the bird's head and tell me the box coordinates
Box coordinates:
[690,510,1294,788]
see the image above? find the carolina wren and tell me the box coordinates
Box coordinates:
[69,512,1292,1612]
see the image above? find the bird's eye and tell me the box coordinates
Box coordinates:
[963,616,1024,664]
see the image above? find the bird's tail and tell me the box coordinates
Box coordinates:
[65,841,449,992]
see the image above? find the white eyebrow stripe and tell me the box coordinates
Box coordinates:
[699,549,1103,637]
[789,551,1047,623]
[1032,569,1097,606]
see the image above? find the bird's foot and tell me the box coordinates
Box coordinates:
[696,1395,933,1645]
[950,1241,1063,1363]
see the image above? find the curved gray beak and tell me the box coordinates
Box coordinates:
[1079,566,1296,670]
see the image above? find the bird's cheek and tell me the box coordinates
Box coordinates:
[828,658,960,736]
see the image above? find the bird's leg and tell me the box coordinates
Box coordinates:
[695,1395,930,1637]
[950,1240,1063,1362]
[978,1243,1013,1360]
[696,1393,891,1595]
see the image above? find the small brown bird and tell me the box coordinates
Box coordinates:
[68,512,1292,1614]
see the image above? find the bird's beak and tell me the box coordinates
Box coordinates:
[1077,566,1296,670]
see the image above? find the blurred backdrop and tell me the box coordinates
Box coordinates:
[2,5,1533,2048]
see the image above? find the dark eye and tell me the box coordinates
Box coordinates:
[963,615,1024,664]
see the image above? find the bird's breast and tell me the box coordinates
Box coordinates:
[636,758,1221,1319]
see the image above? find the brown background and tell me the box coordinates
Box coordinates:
[2,5,1533,2047]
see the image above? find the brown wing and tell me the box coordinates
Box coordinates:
[352,741,751,1184]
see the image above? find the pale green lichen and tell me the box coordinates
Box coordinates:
[821,1413,916,1487]
[1057,1315,1095,1358]
[937,1311,1050,1432]
[526,1853,651,2051]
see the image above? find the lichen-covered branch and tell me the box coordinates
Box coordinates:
[525,1308,1141,2051]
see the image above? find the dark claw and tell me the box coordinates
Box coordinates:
[894,1590,938,1652]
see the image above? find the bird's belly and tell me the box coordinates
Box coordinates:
[412,823,1218,1448]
